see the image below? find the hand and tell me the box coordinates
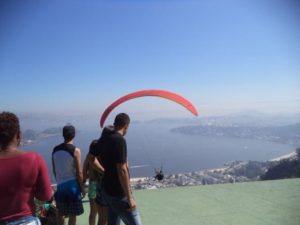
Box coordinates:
[127,197,137,211]
[80,184,86,198]
[81,190,86,199]
[82,176,87,184]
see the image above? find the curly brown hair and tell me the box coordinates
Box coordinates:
[0,112,20,150]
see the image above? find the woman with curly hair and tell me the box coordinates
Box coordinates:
[0,111,52,225]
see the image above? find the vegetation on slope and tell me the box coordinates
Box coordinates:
[261,148,300,180]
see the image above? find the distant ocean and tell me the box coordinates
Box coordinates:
[22,123,294,182]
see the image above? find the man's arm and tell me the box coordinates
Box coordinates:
[36,154,53,201]
[74,148,85,193]
[117,162,136,210]
[88,153,105,174]
[82,154,89,183]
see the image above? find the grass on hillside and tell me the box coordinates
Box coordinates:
[78,178,300,225]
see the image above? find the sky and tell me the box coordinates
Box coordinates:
[1,0,300,121]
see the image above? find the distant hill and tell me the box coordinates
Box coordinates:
[261,149,300,180]
[22,129,38,140]
[41,127,61,136]
[171,123,300,146]
[22,127,62,145]
[148,111,300,127]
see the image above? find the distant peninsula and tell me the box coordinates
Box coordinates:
[22,127,61,145]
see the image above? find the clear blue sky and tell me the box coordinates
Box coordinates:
[1,0,299,119]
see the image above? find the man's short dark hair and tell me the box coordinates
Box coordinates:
[0,112,20,150]
[114,113,130,128]
[63,124,75,142]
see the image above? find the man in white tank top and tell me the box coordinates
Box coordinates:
[52,125,84,225]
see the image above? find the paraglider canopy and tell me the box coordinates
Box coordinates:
[100,89,198,128]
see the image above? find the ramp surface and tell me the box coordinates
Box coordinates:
[77,178,300,225]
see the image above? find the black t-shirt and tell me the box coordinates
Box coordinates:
[89,127,114,183]
[101,131,127,197]
[90,126,113,158]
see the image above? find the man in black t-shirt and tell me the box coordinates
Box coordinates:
[100,113,142,225]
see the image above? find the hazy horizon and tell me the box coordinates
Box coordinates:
[16,110,300,132]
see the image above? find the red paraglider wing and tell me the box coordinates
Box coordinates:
[100,89,198,127]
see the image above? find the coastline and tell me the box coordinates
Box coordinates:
[269,151,297,161]
[50,150,297,190]
[130,150,298,190]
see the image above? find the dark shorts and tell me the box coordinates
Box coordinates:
[55,201,83,217]
[102,190,142,225]
[54,179,84,216]
[96,184,108,207]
